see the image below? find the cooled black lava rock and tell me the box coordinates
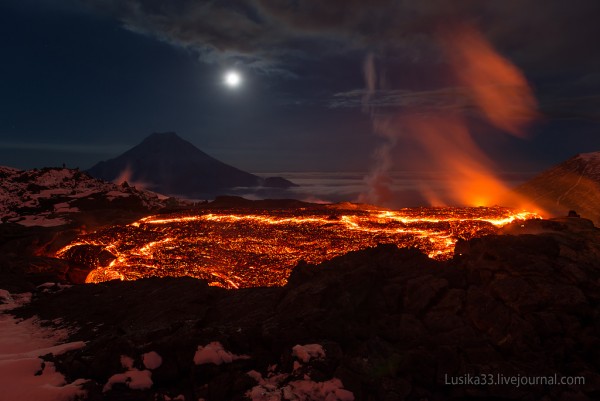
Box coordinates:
[60,244,116,269]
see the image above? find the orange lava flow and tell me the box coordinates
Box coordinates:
[56,206,540,288]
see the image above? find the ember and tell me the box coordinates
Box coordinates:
[57,205,539,288]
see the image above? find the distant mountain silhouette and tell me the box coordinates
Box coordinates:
[87,132,296,198]
[517,152,600,224]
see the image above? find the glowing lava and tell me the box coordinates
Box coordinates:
[57,205,540,289]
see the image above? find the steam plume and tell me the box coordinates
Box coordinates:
[359,54,397,205]
[441,25,539,137]
[361,24,541,210]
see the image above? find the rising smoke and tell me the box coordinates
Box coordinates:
[360,24,541,210]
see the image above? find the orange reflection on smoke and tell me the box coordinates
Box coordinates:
[395,25,540,210]
[441,24,539,137]
[403,114,542,212]
[361,24,542,212]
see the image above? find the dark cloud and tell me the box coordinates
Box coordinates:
[482,1,600,75]
[540,95,600,122]
[0,141,125,153]
[330,87,471,111]
[82,0,289,73]
[80,0,466,74]
[72,0,600,127]
[3,0,598,174]
[81,1,599,80]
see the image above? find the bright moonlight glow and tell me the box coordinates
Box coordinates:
[224,71,241,88]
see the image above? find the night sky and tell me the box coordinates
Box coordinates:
[1,0,599,174]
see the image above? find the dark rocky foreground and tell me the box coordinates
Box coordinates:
[9,217,600,401]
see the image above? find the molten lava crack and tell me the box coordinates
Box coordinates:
[57,206,539,288]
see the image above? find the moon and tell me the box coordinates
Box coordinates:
[224,70,242,88]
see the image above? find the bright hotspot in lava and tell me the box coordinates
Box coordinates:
[57,204,539,289]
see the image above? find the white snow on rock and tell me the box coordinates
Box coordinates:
[105,190,131,199]
[193,341,250,365]
[12,215,68,227]
[575,152,600,180]
[0,289,13,303]
[103,354,154,392]
[142,351,163,370]
[246,371,354,401]
[36,282,72,293]
[246,344,353,401]
[0,289,88,401]
[194,341,250,365]
[292,344,325,363]
[120,355,135,370]
[246,370,288,401]
[577,152,600,163]
[53,202,79,213]
[0,166,178,227]
[103,369,153,392]
[284,378,354,401]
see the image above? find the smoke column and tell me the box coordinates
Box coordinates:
[360,24,541,209]
[359,54,397,205]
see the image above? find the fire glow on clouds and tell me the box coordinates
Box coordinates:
[361,24,540,210]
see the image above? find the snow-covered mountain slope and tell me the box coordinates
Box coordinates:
[0,166,182,227]
[516,152,600,224]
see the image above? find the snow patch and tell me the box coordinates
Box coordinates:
[15,215,68,227]
[292,344,325,363]
[106,189,133,201]
[103,369,153,392]
[142,351,163,370]
[54,202,79,213]
[246,344,353,401]
[0,290,88,401]
[37,282,72,293]
[103,354,154,392]
[34,169,75,187]
[0,358,88,401]
[193,341,249,365]
[577,152,600,163]
[120,355,135,370]
[246,370,289,401]
[246,371,354,401]
[0,289,12,304]
[284,378,354,401]
[70,190,101,199]
[37,188,72,200]
[0,292,31,311]
[1,166,179,226]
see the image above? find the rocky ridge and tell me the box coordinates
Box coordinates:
[517,152,600,225]
[0,166,186,227]
[0,166,196,292]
